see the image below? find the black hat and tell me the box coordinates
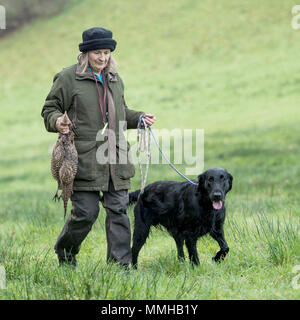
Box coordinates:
[79,27,117,52]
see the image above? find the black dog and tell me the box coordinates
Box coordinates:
[129,168,233,268]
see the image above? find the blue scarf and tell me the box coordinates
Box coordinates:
[88,66,103,82]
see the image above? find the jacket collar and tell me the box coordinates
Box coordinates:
[75,63,118,82]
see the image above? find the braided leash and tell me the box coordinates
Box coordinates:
[137,115,151,194]
[137,115,198,193]
[147,126,198,186]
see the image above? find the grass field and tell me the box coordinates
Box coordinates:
[0,0,299,299]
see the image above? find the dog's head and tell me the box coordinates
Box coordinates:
[197,168,233,210]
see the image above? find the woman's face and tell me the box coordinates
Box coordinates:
[88,49,111,73]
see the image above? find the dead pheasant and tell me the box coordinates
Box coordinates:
[51,112,78,219]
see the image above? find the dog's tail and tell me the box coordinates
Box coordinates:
[129,189,141,205]
[100,190,140,205]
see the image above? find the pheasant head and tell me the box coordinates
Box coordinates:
[61,111,72,126]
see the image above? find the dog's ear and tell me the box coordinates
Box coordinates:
[197,173,206,193]
[226,172,233,193]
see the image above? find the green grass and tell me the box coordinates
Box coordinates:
[0,0,299,299]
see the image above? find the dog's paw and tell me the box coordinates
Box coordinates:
[212,249,228,262]
[212,254,223,262]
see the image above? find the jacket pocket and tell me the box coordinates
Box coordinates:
[115,142,135,180]
[74,140,97,181]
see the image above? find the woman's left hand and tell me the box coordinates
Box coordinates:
[143,113,156,126]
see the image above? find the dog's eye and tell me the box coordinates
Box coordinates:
[220,175,224,180]
[208,177,214,182]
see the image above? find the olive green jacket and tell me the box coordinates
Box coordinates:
[41,63,143,191]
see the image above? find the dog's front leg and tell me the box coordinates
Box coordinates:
[210,228,229,262]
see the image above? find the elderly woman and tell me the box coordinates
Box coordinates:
[41,27,156,267]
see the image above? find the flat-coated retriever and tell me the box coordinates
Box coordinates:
[129,168,233,268]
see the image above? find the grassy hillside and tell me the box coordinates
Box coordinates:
[0,0,299,299]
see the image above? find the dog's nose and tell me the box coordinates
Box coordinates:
[213,192,222,200]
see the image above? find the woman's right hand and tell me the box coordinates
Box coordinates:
[56,115,72,134]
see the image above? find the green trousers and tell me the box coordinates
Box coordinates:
[54,178,132,266]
